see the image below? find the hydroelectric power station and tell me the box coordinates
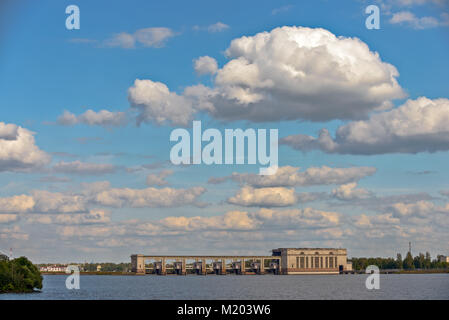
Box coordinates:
[131,248,352,275]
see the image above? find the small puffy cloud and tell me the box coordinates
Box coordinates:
[211,165,376,187]
[194,22,230,33]
[194,56,218,75]
[134,27,175,47]
[227,186,297,207]
[159,210,257,231]
[354,213,399,228]
[57,225,122,238]
[104,32,136,48]
[104,27,175,48]
[31,190,87,213]
[146,169,173,186]
[52,161,118,175]
[207,22,230,32]
[128,79,196,126]
[388,200,441,218]
[281,97,449,155]
[332,183,372,200]
[27,210,110,225]
[272,5,293,15]
[0,195,35,213]
[0,123,51,172]
[0,190,87,214]
[92,186,206,208]
[57,109,127,127]
[254,207,341,228]
[390,11,448,29]
[0,226,28,240]
[0,214,19,224]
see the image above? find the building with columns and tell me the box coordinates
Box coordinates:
[272,248,351,274]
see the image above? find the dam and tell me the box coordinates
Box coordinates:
[131,248,352,275]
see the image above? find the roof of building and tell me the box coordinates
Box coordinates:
[272,248,346,251]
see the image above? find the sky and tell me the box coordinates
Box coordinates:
[0,0,449,263]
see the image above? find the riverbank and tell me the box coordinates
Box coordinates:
[41,271,137,276]
[41,270,449,275]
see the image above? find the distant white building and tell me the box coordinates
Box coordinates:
[438,256,449,263]
[40,265,67,272]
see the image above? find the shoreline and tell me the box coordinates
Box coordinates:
[41,270,449,276]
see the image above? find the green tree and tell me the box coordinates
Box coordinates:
[403,252,414,270]
[396,253,403,269]
[424,252,431,269]
[0,256,42,293]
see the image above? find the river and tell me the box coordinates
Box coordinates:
[1,274,448,300]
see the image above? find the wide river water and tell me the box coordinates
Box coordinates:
[1,274,448,300]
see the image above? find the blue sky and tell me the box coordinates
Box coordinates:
[0,0,449,263]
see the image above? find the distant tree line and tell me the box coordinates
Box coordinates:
[351,252,449,271]
[0,257,42,293]
[81,262,131,272]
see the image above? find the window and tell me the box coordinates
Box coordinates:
[306,257,309,268]
[296,257,299,268]
[300,257,305,268]
[326,257,329,268]
[320,257,323,268]
[315,257,320,269]
[329,257,334,268]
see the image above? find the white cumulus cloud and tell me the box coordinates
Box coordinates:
[210,165,376,187]
[281,97,449,155]
[194,56,218,75]
[228,186,297,207]
[104,27,175,48]
[128,26,405,125]
[0,123,50,172]
[58,109,127,127]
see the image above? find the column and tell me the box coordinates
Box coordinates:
[260,258,265,274]
[241,258,245,275]
[201,259,207,275]
[161,258,166,275]
[131,254,145,274]
[221,259,226,275]
[182,258,186,275]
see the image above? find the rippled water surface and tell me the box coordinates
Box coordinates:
[1,274,448,300]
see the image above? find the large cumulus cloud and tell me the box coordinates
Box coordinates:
[128,26,405,125]
[0,122,50,172]
[281,97,449,154]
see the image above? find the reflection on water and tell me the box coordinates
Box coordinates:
[1,274,448,300]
